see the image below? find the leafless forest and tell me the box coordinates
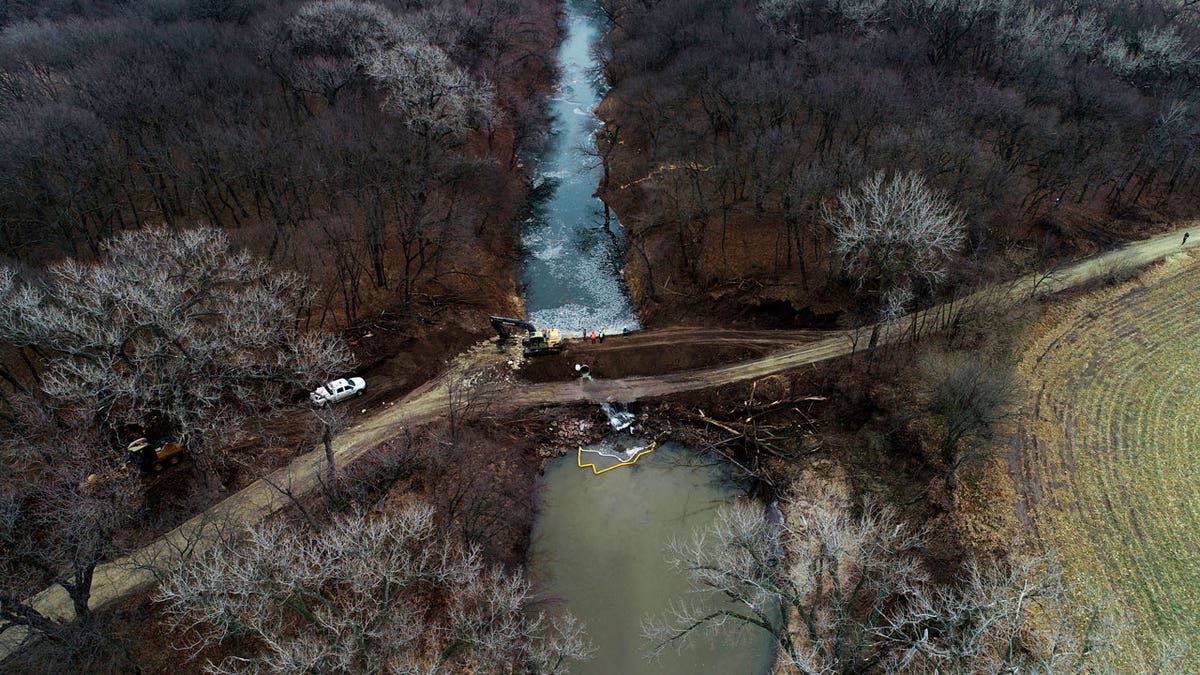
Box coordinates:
[0,0,558,325]
[0,0,567,670]
[3,0,1200,671]
[595,0,1200,324]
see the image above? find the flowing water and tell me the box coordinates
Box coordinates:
[527,443,776,674]
[519,0,640,335]
[520,2,774,672]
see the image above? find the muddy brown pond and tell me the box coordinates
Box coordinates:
[527,442,775,673]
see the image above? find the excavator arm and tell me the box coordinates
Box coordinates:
[490,316,537,341]
[490,316,563,357]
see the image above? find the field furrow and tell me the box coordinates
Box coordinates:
[1017,255,1200,661]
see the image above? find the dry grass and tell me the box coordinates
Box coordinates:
[1014,251,1200,664]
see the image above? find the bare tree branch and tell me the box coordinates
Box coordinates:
[0,227,352,480]
[158,504,594,674]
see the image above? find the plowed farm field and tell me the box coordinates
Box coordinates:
[1015,252,1200,662]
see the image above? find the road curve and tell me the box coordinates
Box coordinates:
[2,225,1196,659]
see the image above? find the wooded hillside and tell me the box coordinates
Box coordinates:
[0,0,558,327]
[595,0,1200,325]
[0,2,564,668]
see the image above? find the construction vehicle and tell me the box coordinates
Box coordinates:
[126,436,184,473]
[82,436,185,492]
[490,316,564,357]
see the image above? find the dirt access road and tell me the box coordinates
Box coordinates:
[2,225,1196,658]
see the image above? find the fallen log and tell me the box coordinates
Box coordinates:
[686,409,793,458]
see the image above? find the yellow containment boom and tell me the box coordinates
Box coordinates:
[577,440,657,475]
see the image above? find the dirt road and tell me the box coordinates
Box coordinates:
[3,225,1196,658]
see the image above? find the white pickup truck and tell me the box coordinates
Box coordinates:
[310,377,366,406]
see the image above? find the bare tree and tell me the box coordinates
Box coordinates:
[990,1,1104,74]
[288,0,405,59]
[336,436,420,512]
[647,487,1131,673]
[342,32,499,306]
[900,0,999,65]
[919,352,1016,488]
[0,227,352,480]
[0,426,142,661]
[823,170,966,349]
[158,503,593,674]
[758,0,890,34]
[894,554,1121,673]
[1102,24,1196,89]
[308,401,348,508]
[419,428,535,565]
[645,486,927,673]
[364,39,498,139]
[444,365,503,440]
[270,0,410,106]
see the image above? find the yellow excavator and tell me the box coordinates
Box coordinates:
[82,436,185,492]
[125,436,184,473]
[490,316,563,357]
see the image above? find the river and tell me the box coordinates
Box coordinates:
[520,3,775,672]
[519,0,639,334]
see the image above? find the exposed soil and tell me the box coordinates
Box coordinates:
[5,225,1198,669]
[517,327,828,382]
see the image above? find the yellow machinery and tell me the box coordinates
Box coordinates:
[522,327,563,356]
[126,436,184,473]
[82,436,184,492]
[489,316,564,356]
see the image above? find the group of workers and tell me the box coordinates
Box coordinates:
[581,327,628,343]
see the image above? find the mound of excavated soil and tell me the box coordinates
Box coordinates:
[513,327,829,383]
[517,337,772,382]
